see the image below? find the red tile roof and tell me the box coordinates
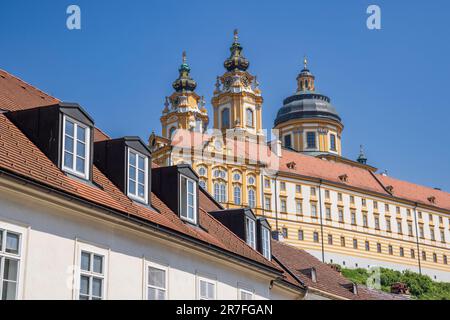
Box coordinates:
[272,240,408,300]
[0,69,282,273]
[375,174,450,211]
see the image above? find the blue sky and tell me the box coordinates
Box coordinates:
[1,0,449,191]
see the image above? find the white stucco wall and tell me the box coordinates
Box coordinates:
[0,182,298,300]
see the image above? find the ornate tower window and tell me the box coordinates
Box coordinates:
[284,134,292,149]
[245,108,254,128]
[306,131,317,149]
[330,134,337,151]
[221,108,230,129]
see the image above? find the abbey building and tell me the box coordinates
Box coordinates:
[150,31,450,282]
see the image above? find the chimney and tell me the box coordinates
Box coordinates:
[271,139,282,157]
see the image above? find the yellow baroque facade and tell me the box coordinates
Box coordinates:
[150,31,450,282]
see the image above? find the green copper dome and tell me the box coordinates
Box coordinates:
[172,51,197,92]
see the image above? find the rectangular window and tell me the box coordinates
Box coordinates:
[444,255,448,265]
[147,266,167,300]
[295,185,302,193]
[296,201,302,215]
[329,134,336,151]
[198,278,215,300]
[328,234,333,245]
[361,198,366,207]
[0,230,21,300]
[353,239,358,249]
[340,236,346,247]
[363,214,368,227]
[386,219,392,232]
[408,224,413,237]
[246,218,256,249]
[264,179,270,188]
[410,249,415,259]
[313,232,319,243]
[400,247,404,257]
[407,209,411,217]
[430,229,435,241]
[377,243,382,253]
[325,190,330,199]
[180,176,197,223]
[365,241,370,251]
[264,197,271,211]
[280,199,287,213]
[282,227,288,239]
[261,227,271,260]
[419,226,424,238]
[433,253,437,263]
[375,216,380,229]
[385,204,390,212]
[389,245,393,255]
[350,196,355,204]
[338,193,343,202]
[79,251,104,300]
[280,182,286,191]
[338,209,344,223]
[306,132,316,149]
[441,230,445,243]
[418,211,422,219]
[311,204,317,218]
[397,221,402,234]
[396,206,400,214]
[326,207,332,220]
[351,211,356,225]
[310,187,316,196]
[62,116,90,179]
[284,135,292,149]
[373,201,378,210]
[422,251,427,261]
[239,288,254,300]
[127,149,148,203]
[298,230,304,241]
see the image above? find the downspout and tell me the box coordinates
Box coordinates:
[413,203,422,275]
[318,179,325,262]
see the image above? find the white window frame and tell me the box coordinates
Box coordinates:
[197,276,216,300]
[248,188,256,208]
[62,115,91,179]
[74,242,108,300]
[0,228,22,300]
[180,175,197,224]
[246,217,256,249]
[264,197,271,211]
[233,185,241,205]
[245,108,254,128]
[329,132,337,152]
[146,261,168,300]
[261,227,271,260]
[127,148,149,204]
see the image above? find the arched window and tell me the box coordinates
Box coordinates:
[168,127,176,139]
[248,188,256,208]
[305,80,309,90]
[234,186,241,205]
[199,180,206,189]
[198,167,207,176]
[246,108,254,127]
[221,108,230,129]
[214,182,227,203]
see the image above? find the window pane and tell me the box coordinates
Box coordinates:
[129,166,136,181]
[5,232,19,254]
[2,281,17,300]
[3,258,18,281]
[148,267,165,288]
[207,283,214,299]
[76,157,85,173]
[76,141,85,158]
[64,151,73,168]
[77,126,86,142]
[138,170,145,184]
[92,278,102,298]
[180,177,187,218]
[138,184,145,198]
[200,280,207,298]
[93,255,103,274]
[64,136,74,152]
[65,120,74,136]
[80,275,90,295]
[138,156,145,170]
[129,152,136,166]
[79,295,89,300]
[0,230,2,251]
[129,180,136,195]
[81,252,90,271]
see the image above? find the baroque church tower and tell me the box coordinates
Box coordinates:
[160,51,209,140]
[211,30,264,139]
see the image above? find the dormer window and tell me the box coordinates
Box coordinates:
[127,148,149,203]
[180,175,197,224]
[62,115,90,179]
[245,217,256,249]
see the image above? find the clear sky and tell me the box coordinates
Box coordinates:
[1,0,449,191]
